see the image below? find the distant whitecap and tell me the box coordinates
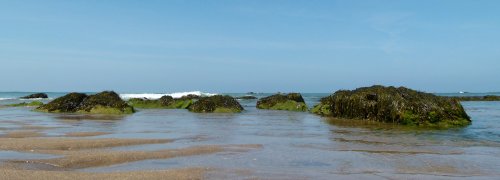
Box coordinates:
[119,91,217,100]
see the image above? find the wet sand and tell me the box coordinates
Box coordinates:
[14,144,259,169]
[0,138,171,151]
[0,168,206,180]
[0,133,261,179]
[64,132,111,137]
[0,130,44,138]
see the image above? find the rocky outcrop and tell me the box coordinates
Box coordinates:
[188,95,243,113]
[36,93,87,113]
[7,101,44,107]
[256,93,307,112]
[311,85,471,128]
[21,93,48,99]
[37,91,134,114]
[77,91,134,114]
[128,95,196,109]
[236,96,258,100]
[178,94,200,100]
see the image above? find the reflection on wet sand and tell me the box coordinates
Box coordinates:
[297,117,500,177]
[10,144,261,169]
[54,114,127,121]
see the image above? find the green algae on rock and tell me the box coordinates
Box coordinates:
[256,93,307,112]
[127,98,164,109]
[77,91,134,114]
[158,95,195,109]
[128,95,194,109]
[312,85,471,128]
[188,95,243,113]
[7,101,44,107]
[36,93,88,113]
[20,93,48,99]
[36,91,134,114]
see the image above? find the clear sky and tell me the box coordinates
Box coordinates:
[1,0,499,93]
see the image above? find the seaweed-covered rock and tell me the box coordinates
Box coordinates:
[188,95,243,113]
[128,95,194,109]
[311,85,471,128]
[37,91,134,114]
[158,96,175,106]
[159,95,194,109]
[36,93,88,113]
[236,95,258,100]
[178,94,200,100]
[7,101,44,107]
[21,93,48,99]
[77,91,134,114]
[127,98,162,108]
[256,93,307,111]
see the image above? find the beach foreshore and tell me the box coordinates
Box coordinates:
[0,91,499,179]
[0,168,207,180]
[0,121,264,179]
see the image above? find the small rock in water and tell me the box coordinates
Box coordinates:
[21,93,48,99]
[188,95,243,113]
[236,96,258,100]
[257,93,307,112]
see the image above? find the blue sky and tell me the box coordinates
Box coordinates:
[1,0,499,93]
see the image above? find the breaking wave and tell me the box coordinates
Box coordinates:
[119,91,217,100]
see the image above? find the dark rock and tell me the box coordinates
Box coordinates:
[256,93,307,111]
[128,95,194,109]
[21,93,48,99]
[311,85,471,128]
[37,91,134,114]
[179,94,200,100]
[188,95,243,113]
[77,91,134,114]
[158,96,175,106]
[366,93,378,101]
[236,96,258,100]
[36,93,87,113]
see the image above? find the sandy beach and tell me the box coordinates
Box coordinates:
[0,122,262,179]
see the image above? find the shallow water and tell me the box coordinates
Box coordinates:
[0,151,59,160]
[0,93,499,179]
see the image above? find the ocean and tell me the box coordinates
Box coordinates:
[0,91,499,179]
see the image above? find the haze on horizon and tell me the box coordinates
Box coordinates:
[1,0,499,93]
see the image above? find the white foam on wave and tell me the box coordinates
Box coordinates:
[1,97,53,101]
[19,98,50,100]
[119,91,217,100]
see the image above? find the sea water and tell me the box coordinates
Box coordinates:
[0,92,499,179]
